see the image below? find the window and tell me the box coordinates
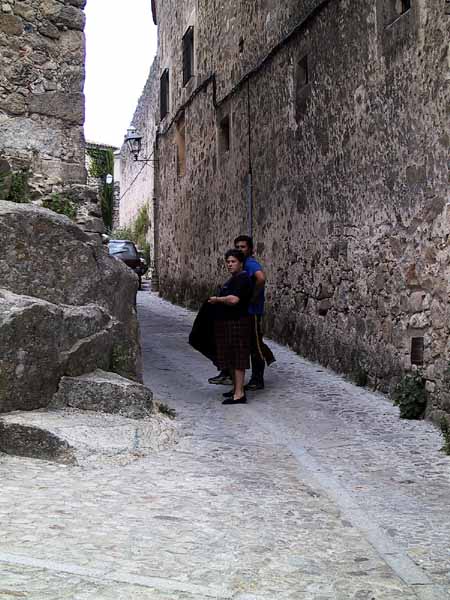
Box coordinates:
[395,0,411,16]
[182,27,194,86]
[377,0,415,58]
[218,115,230,155]
[160,69,169,119]
[295,54,311,122]
[411,337,424,366]
[176,113,186,178]
[384,0,411,27]
[297,55,309,87]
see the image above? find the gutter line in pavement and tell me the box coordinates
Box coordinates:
[247,409,449,599]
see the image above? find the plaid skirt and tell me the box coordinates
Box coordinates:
[214,316,251,370]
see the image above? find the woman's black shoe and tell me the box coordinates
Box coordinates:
[222,390,233,398]
[222,395,247,405]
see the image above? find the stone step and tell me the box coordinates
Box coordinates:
[0,408,178,466]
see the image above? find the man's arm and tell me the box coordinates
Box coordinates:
[208,295,240,305]
[251,269,265,303]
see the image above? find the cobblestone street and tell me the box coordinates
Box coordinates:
[0,288,449,600]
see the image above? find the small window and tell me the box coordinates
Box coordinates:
[295,54,311,122]
[176,113,186,178]
[218,115,230,155]
[160,69,169,119]
[297,55,309,87]
[411,337,424,366]
[182,27,194,86]
[395,0,411,16]
[384,0,411,26]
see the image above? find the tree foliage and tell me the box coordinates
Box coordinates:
[87,147,115,230]
[111,204,151,264]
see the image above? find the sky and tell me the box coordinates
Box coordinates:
[84,0,158,148]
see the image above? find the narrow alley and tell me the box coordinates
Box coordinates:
[0,287,449,600]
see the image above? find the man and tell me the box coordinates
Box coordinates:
[208,235,275,390]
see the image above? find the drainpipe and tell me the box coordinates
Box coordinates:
[151,137,160,292]
[246,79,253,238]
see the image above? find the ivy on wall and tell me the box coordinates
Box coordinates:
[86,147,115,230]
[2,170,30,203]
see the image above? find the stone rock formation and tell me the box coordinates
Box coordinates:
[51,370,155,419]
[0,408,177,465]
[0,200,142,414]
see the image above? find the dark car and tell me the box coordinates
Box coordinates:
[107,239,148,289]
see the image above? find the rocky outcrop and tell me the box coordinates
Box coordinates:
[0,200,142,414]
[51,370,155,419]
[0,407,178,465]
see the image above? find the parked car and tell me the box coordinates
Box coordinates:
[107,239,148,289]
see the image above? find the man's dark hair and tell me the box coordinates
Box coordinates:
[234,235,254,253]
[225,248,245,264]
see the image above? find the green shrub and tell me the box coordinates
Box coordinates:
[440,418,450,455]
[391,373,427,419]
[7,170,30,203]
[158,403,176,419]
[353,366,368,387]
[42,193,77,220]
[87,147,115,229]
[111,204,151,264]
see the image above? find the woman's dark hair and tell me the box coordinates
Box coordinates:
[224,248,245,264]
[234,235,254,253]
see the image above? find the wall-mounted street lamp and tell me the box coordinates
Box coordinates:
[124,127,157,163]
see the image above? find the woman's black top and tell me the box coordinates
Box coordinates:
[215,271,252,321]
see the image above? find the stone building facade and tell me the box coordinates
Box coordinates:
[118,57,160,276]
[124,0,450,419]
[0,0,93,212]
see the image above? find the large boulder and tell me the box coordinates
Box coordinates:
[51,370,155,419]
[0,290,116,412]
[0,201,142,413]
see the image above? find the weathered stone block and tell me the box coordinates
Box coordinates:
[51,370,155,419]
[0,419,76,464]
[14,2,36,21]
[40,0,62,19]
[67,0,86,7]
[56,5,85,31]
[0,92,28,115]
[408,291,426,314]
[29,91,84,124]
[37,19,60,39]
[0,14,23,35]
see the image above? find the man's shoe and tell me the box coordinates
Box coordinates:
[244,380,264,391]
[208,373,233,385]
[222,395,247,405]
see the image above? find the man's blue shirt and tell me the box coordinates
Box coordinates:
[244,256,265,316]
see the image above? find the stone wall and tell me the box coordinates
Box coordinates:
[150,0,449,417]
[0,0,87,199]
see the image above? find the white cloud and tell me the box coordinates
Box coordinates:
[84,0,157,148]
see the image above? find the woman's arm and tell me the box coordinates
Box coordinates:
[208,295,240,306]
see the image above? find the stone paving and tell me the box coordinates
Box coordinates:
[0,288,449,599]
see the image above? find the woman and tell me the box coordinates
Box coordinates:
[208,249,252,405]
